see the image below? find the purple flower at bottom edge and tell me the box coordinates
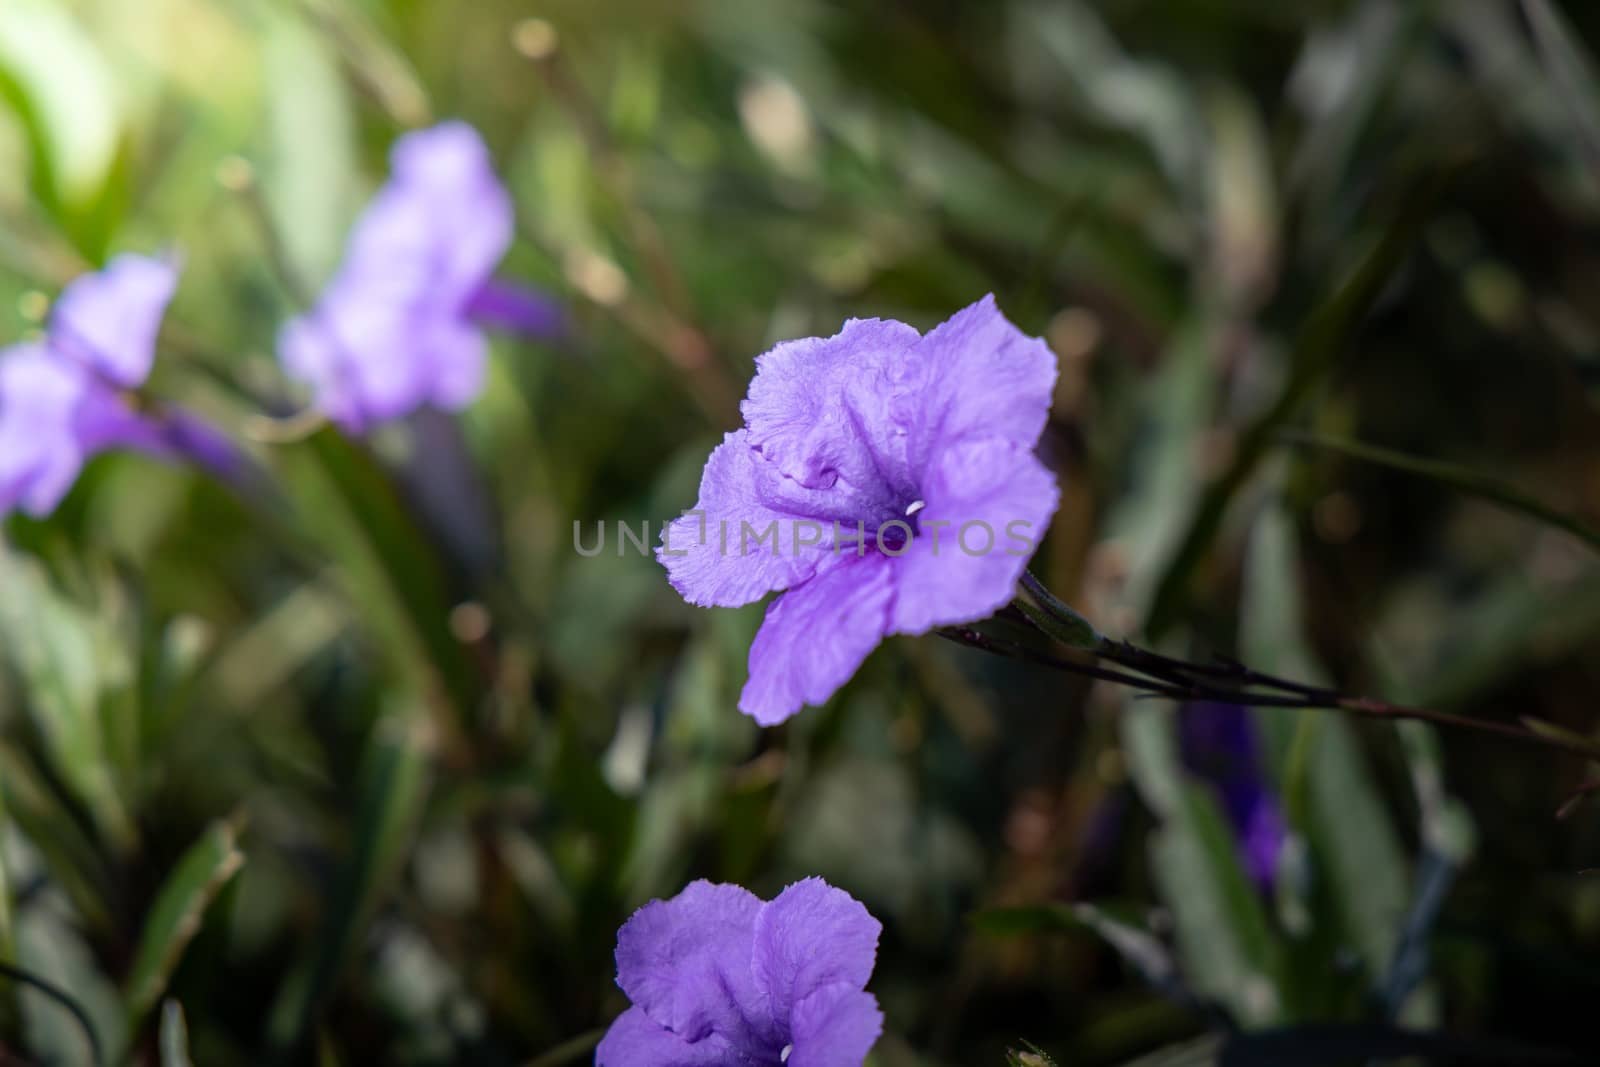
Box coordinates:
[598,878,884,1067]
[0,253,228,519]
[657,295,1060,726]
[1179,701,1288,890]
[279,121,563,434]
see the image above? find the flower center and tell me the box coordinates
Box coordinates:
[780,1045,793,1063]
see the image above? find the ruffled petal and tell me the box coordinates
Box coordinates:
[658,431,846,609]
[751,879,882,1023]
[742,317,922,517]
[615,881,766,1043]
[594,1006,739,1067]
[738,553,893,726]
[50,253,178,387]
[785,984,884,1067]
[901,295,1056,475]
[887,437,1058,634]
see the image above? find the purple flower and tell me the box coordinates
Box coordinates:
[658,296,1059,725]
[279,121,562,433]
[0,254,207,518]
[597,878,884,1067]
[1179,702,1287,890]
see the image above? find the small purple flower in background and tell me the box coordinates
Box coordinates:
[279,121,563,434]
[597,878,884,1067]
[1179,702,1287,890]
[658,295,1059,725]
[0,254,231,519]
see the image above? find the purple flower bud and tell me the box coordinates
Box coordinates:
[657,296,1060,725]
[598,878,884,1067]
[1179,701,1288,890]
[1,254,236,519]
[279,121,562,434]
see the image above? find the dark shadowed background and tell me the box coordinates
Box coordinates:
[2,0,1600,1063]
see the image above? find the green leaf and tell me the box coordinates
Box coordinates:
[1149,782,1285,1027]
[159,1000,193,1067]
[0,742,112,930]
[0,0,123,226]
[277,428,482,728]
[1283,431,1600,554]
[268,716,433,1047]
[1521,0,1600,176]
[1146,161,1452,638]
[261,7,357,287]
[0,548,134,852]
[123,817,246,1031]
[1240,498,1411,1004]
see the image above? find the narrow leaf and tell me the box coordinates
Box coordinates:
[124,818,245,1029]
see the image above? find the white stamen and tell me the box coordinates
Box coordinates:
[781,1045,794,1063]
[905,499,926,517]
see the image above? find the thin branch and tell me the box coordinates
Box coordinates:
[982,580,1600,766]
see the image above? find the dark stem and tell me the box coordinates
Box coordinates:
[977,573,1600,766]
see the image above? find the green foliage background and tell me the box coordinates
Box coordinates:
[2,0,1600,1063]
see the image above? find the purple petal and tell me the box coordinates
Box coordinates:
[752,879,882,1025]
[0,347,90,516]
[280,122,511,431]
[419,317,489,412]
[658,431,842,609]
[887,438,1059,634]
[786,984,884,1067]
[155,411,249,483]
[741,317,922,513]
[278,311,368,432]
[739,553,894,726]
[902,295,1056,475]
[615,881,765,1043]
[280,297,486,433]
[344,121,512,313]
[465,278,566,340]
[49,253,178,388]
[594,1006,736,1067]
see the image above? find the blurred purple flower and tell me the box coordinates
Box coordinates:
[658,295,1059,725]
[597,878,884,1067]
[279,121,563,433]
[1179,701,1287,890]
[0,254,234,519]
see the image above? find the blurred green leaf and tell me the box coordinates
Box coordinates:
[268,716,433,1047]
[1285,431,1600,554]
[0,0,123,236]
[262,7,357,286]
[0,743,112,930]
[159,1000,194,1067]
[0,548,134,852]
[1241,497,1411,1005]
[1521,0,1600,173]
[1147,162,1450,637]
[16,898,122,1067]
[123,817,246,1032]
[277,427,482,727]
[1150,781,1285,1027]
